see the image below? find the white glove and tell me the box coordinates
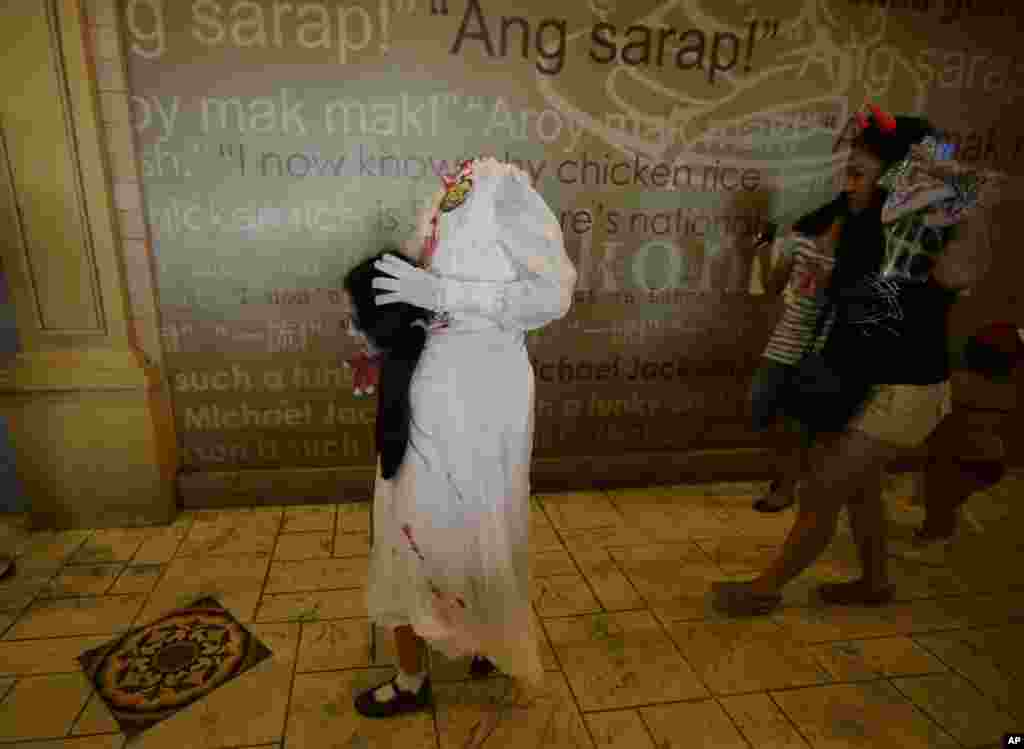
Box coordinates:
[372,254,506,318]
[371,254,442,311]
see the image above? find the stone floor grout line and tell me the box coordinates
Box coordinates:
[712,694,759,749]
[530,495,616,738]
[910,632,1023,722]
[885,675,970,748]
[125,513,191,631]
[330,500,341,557]
[63,685,97,740]
[277,619,303,749]
[766,690,815,749]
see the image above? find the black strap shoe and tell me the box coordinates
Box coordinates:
[469,655,497,679]
[753,481,795,513]
[354,675,432,718]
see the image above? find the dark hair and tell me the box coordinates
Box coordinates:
[342,249,431,480]
[342,250,430,353]
[851,115,935,171]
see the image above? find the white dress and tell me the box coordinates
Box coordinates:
[366,162,577,687]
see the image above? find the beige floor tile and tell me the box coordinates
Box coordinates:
[530,505,552,526]
[719,692,811,749]
[297,619,371,672]
[532,548,578,578]
[585,709,655,749]
[808,636,948,681]
[532,523,568,552]
[285,669,435,749]
[41,564,124,598]
[892,672,1018,747]
[138,553,271,624]
[668,618,831,695]
[333,532,370,558]
[695,536,783,575]
[177,512,281,557]
[336,502,371,534]
[772,598,970,644]
[773,681,959,748]
[914,628,1024,716]
[534,575,602,618]
[435,671,593,748]
[282,504,337,534]
[611,544,723,622]
[5,595,146,640]
[274,532,333,561]
[107,564,164,596]
[623,502,736,542]
[131,526,187,565]
[128,622,299,749]
[572,549,645,612]
[255,589,366,623]
[69,528,154,564]
[0,617,13,639]
[560,525,659,552]
[539,493,623,530]
[69,691,120,735]
[265,558,369,595]
[0,634,111,677]
[640,700,750,749]
[544,610,708,711]
[0,672,93,741]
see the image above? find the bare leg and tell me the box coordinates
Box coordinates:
[846,464,889,590]
[394,624,424,674]
[749,430,891,595]
[755,441,807,511]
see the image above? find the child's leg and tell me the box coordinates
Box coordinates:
[755,436,805,511]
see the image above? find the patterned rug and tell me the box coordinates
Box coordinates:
[77,596,272,738]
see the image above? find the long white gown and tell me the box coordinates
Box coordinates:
[366,162,577,687]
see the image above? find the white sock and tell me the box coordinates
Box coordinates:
[395,669,426,694]
[373,669,426,701]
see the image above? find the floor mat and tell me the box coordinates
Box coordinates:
[77,596,272,738]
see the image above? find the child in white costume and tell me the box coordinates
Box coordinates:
[355,158,577,717]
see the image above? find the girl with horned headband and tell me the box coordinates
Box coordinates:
[354,158,577,716]
[716,103,1003,615]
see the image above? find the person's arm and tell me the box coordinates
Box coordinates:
[762,235,797,296]
[436,167,578,330]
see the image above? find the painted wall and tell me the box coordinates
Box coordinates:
[111,0,1023,484]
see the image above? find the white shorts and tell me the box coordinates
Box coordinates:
[849,381,953,448]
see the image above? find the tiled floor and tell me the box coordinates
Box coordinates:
[0,473,1022,748]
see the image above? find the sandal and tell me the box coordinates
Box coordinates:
[753,481,795,513]
[711,580,783,617]
[353,675,432,718]
[817,580,894,607]
[469,655,497,679]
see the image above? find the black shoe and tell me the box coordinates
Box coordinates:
[753,481,795,513]
[469,656,497,679]
[354,675,432,718]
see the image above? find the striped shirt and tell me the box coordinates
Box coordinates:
[763,236,836,366]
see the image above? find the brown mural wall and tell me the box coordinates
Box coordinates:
[101,0,1023,500]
